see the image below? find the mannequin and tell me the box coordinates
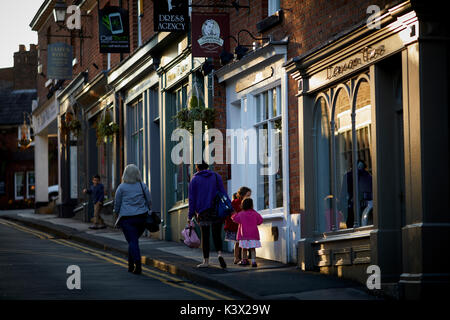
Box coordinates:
[339,160,372,228]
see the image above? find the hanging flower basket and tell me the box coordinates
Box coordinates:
[95,111,119,145]
[174,82,215,134]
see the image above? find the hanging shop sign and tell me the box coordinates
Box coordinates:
[154,0,188,32]
[192,12,229,58]
[98,6,130,53]
[47,43,73,80]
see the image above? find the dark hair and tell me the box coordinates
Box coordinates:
[237,186,251,199]
[196,161,209,171]
[241,198,253,210]
[232,193,238,200]
[93,174,101,180]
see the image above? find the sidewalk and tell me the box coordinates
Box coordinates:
[0,210,381,300]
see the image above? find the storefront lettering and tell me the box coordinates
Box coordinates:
[158,14,185,31]
[326,45,385,80]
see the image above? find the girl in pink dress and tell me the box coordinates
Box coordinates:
[231,198,263,267]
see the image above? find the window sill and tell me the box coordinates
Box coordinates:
[256,10,282,33]
[312,225,374,244]
[260,207,284,220]
[168,202,189,213]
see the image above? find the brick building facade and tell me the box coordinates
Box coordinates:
[29,0,448,299]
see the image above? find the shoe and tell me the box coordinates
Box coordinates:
[128,258,134,272]
[89,225,99,229]
[233,259,240,264]
[132,262,142,275]
[98,225,107,229]
[218,256,227,269]
[252,262,257,268]
[238,259,249,266]
[196,262,209,268]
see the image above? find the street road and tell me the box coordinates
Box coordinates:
[0,219,236,300]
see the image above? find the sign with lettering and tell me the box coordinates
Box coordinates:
[326,45,385,80]
[47,43,73,80]
[236,67,274,92]
[98,6,130,53]
[154,0,188,32]
[166,54,191,88]
[192,12,229,58]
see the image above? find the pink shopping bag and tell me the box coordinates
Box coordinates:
[181,221,200,248]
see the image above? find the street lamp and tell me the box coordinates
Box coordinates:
[53,0,67,24]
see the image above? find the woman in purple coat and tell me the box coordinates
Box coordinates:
[187,162,227,269]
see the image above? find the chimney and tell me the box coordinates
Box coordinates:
[19,44,26,52]
[29,44,37,51]
[13,44,38,90]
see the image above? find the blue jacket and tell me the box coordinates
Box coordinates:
[86,183,104,204]
[114,182,152,217]
[188,170,226,220]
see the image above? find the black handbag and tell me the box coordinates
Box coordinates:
[139,182,161,232]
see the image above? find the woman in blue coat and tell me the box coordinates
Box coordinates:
[114,164,151,275]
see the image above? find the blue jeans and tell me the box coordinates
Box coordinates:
[120,213,146,263]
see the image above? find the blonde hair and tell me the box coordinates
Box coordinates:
[122,164,142,183]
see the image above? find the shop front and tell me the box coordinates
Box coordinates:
[285,1,449,298]
[32,94,59,212]
[215,39,301,264]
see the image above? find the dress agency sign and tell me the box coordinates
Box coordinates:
[192,12,229,58]
[154,0,188,32]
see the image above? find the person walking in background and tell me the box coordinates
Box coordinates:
[225,186,252,264]
[188,162,227,269]
[113,164,151,275]
[83,174,106,230]
[232,198,263,267]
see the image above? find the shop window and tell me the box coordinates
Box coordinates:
[14,172,25,200]
[26,171,35,199]
[315,74,373,232]
[314,97,332,233]
[127,100,144,176]
[255,86,283,211]
[169,84,189,204]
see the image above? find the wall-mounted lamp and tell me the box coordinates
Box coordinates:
[219,30,270,66]
[53,0,67,24]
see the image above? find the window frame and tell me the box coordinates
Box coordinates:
[253,85,284,213]
[14,172,25,200]
[313,72,374,233]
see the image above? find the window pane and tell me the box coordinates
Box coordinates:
[28,172,35,198]
[355,80,373,225]
[15,172,24,198]
[256,95,261,122]
[272,88,277,119]
[263,92,268,120]
[334,88,352,229]
[257,123,269,210]
[274,118,283,208]
[314,98,332,232]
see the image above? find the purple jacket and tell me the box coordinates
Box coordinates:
[188,169,226,220]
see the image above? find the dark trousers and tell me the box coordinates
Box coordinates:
[200,222,223,259]
[120,213,146,263]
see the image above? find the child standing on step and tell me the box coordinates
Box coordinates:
[232,197,263,267]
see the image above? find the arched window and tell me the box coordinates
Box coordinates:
[333,86,352,230]
[314,96,332,232]
[314,73,373,232]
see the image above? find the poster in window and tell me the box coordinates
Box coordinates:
[191,12,230,58]
[98,6,130,53]
[153,0,188,32]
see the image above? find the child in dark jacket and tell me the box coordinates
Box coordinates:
[83,174,106,229]
[224,187,252,264]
